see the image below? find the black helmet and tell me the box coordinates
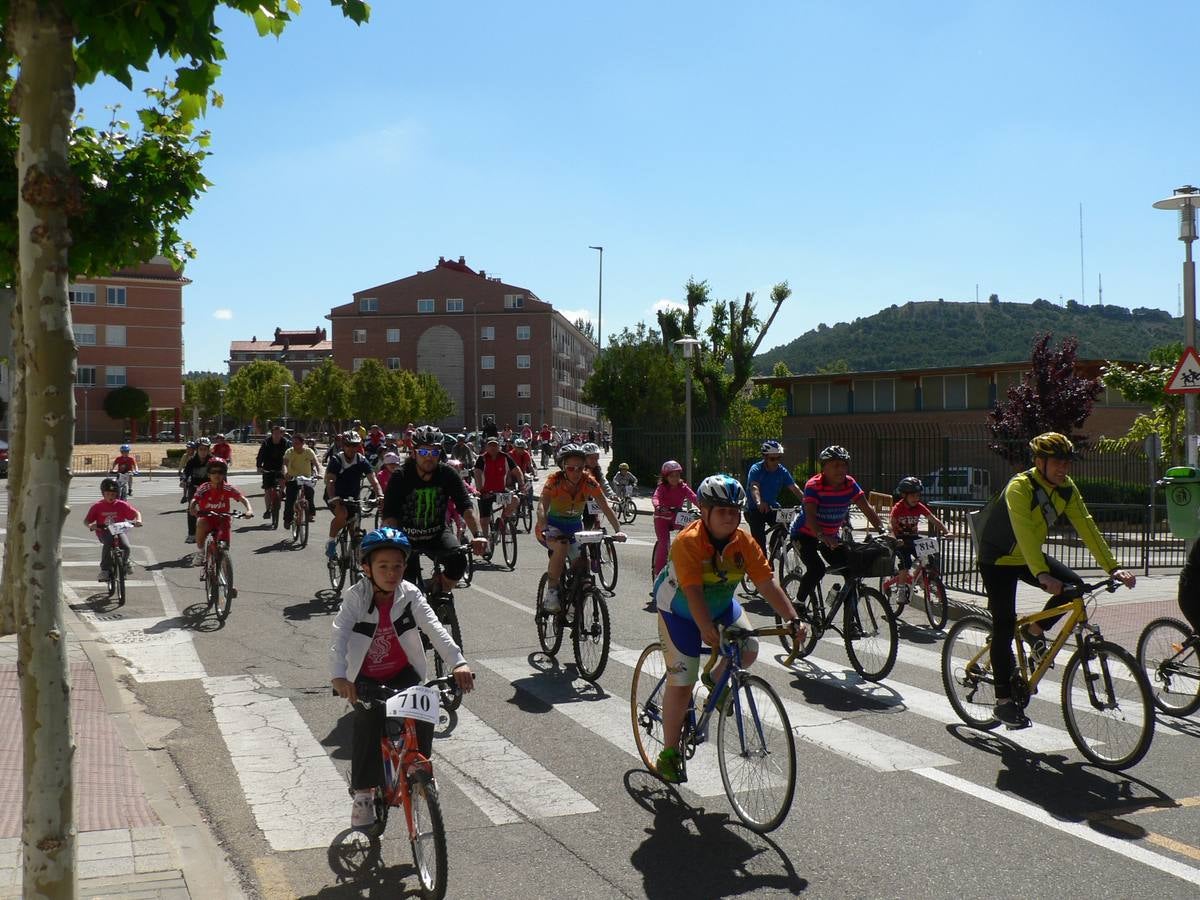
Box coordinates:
[897,476,923,494]
[819,445,850,462]
[413,425,444,446]
[101,478,119,493]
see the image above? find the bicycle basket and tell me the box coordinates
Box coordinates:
[844,541,894,578]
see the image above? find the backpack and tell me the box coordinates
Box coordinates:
[969,470,1072,562]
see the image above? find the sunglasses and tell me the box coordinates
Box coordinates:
[415,447,441,457]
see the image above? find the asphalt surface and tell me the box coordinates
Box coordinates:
[46,472,1200,898]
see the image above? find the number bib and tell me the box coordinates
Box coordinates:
[675,510,694,527]
[586,499,600,515]
[913,537,938,562]
[385,685,442,725]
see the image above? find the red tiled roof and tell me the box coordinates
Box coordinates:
[230,340,332,352]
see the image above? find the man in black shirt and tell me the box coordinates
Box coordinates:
[256,424,289,496]
[324,431,382,560]
[383,425,487,592]
[182,439,213,543]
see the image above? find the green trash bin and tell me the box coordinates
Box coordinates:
[1163,466,1200,539]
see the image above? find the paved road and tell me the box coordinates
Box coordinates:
[18,473,1200,898]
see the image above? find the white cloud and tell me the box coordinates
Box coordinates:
[558,308,593,324]
[213,308,233,320]
[651,299,687,316]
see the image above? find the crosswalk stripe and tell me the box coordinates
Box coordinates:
[77,614,207,682]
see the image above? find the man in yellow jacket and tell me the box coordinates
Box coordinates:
[976,432,1136,728]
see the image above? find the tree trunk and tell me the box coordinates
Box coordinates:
[6,2,79,896]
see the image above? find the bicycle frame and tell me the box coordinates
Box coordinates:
[960,594,1093,693]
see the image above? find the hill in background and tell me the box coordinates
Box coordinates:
[754,298,1186,374]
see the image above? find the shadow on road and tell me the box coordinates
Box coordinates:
[777,653,905,716]
[491,653,607,715]
[284,591,343,621]
[623,770,807,897]
[309,827,426,898]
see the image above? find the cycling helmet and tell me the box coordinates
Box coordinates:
[360,526,412,560]
[897,476,923,495]
[456,433,467,442]
[119,443,131,453]
[514,438,527,449]
[660,459,683,476]
[618,462,630,470]
[818,444,850,462]
[1028,431,1077,459]
[760,440,784,456]
[186,440,197,450]
[207,457,229,473]
[413,425,443,446]
[581,442,600,455]
[101,477,119,493]
[343,430,363,445]
[382,452,401,465]
[198,436,211,447]
[557,443,586,464]
[215,434,226,441]
[697,474,747,509]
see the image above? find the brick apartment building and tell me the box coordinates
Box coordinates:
[68,256,188,442]
[228,326,332,383]
[328,256,599,432]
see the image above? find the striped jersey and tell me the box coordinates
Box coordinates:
[800,473,863,537]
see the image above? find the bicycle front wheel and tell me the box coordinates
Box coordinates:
[922,573,948,631]
[573,587,611,682]
[776,541,802,584]
[501,520,518,569]
[216,553,235,622]
[844,585,897,681]
[776,574,820,658]
[535,574,563,655]
[1062,641,1154,770]
[717,673,796,833]
[115,557,127,608]
[407,770,448,900]
[630,642,669,773]
[740,572,760,597]
[1137,617,1200,716]
[598,538,619,593]
[521,497,533,533]
[940,615,999,729]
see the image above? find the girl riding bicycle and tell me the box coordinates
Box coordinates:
[651,460,698,578]
[330,527,475,829]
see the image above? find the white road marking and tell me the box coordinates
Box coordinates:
[82,616,207,682]
[203,674,348,852]
[140,547,180,617]
[66,580,156,589]
[914,767,1200,888]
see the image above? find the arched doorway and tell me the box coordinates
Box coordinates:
[416,325,465,429]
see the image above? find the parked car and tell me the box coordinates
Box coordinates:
[0,439,8,478]
[921,466,991,501]
[156,429,181,442]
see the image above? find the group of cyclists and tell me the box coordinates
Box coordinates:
[88,422,1153,830]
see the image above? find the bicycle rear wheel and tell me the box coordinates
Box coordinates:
[270,490,280,529]
[407,770,448,900]
[216,553,235,622]
[535,574,563,655]
[1062,640,1154,770]
[501,520,518,569]
[521,496,533,533]
[940,615,1000,729]
[922,573,948,631]
[1137,617,1200,716]
[843,585,897,681]
[776,541,802,584]
[598,538,619,593]
[115,555,127,607]
[429,599,464,712]
[328,532,348,594]
[573,587,611,682]
[630,642,669,774]
[619,498,636,525]
[717,673,796,833]
[776,574,820,658]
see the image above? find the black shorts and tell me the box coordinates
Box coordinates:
[262,470,282,490]
[405,529,469,584]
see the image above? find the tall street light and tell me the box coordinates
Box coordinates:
[674,337,701,486]
[473,301,485,438]
[589,245,603,351]
[1154,185,1200,464]
[218,387,226,437]
[282,383,291,429]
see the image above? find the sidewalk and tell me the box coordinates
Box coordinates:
[0,604,242,898]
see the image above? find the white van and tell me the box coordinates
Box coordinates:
[922,467,991,501]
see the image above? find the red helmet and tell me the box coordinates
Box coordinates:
[660,459,683,476]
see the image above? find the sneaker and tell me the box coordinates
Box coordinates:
[655,746,687,784]
[326,540,338,561]
[350,791,376,829]
[993,700,1032,730]
[97,570,109,582]
[283,519,292,530]
[184,535,196,544]
[543,588,561,613]
[190,551,204,567]
[179,496,188,504]
[1020,625,1050,667]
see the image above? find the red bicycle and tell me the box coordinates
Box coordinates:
[880,535,949,630]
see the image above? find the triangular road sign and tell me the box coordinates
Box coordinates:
[1166,346,1200,394]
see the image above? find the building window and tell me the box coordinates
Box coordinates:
[517,384,531,398]
[481,355,495,370]
[352,358,366,372]
[387,357,401,370]
[359,297,378,312]
[74,324,97,346]
[481,326,494,341]
[481,384,495,399]
[105,324,126,347]
[106,286,127,306]
[504,294,524,309]
[105,365,127,387]
[301,369,310,380]
[943,374,968,410]
[854,378,895,413]
[516,354,531,369]
[446,298,464,312]
[417,299,435,313]
[77,366,96,386]
[69,285,96,305]
[353,329,367,344]
[387,328,400,343]
[516,325,531,341]
[517,412,531,425]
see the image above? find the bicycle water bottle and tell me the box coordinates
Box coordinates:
[826,583,840,605]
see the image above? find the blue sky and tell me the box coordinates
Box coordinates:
[78,1,1200,373]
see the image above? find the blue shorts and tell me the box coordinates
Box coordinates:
[657,601,756,686]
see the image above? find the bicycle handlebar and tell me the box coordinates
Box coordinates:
[1057,578,1120,600]
[702,623,802,677]
[339,672,476,705]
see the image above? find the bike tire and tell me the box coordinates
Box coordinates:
[573,586,611,682]
[940,615,1000,729]
[431,601,464,712]
[298,512,309,549]
[740,572,760,597]
[923,573,948,631]
[205,554,220,612]
[407,769,448,900]
[717,673,796,833]
[843,585,898,681]
[1061,640,1154,770]
[776,574,821,658]
[650,539,661,583]
[598,538,619,593]
[521,497,533,534]
[216,552,234,622]
[501,520,518,570]
[630,642,669,774]
[1137,617,1200,717]
[776,541,802,585]
[116,556,127,607]
[460,547,474,587]
[328,531,348,594]
[619,498,636,525]
[271,495,280,530]
[535,574,563,656]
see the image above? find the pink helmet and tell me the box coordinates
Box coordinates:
[660,459,683,476]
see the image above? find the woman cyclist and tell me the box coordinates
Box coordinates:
[651,460,698,579]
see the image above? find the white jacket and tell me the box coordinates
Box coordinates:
[329,577,465,683]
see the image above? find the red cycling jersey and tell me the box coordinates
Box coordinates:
[474,451,518,494]
[193,482,246,541]
[111,454,138,473]
[510,448,533,474]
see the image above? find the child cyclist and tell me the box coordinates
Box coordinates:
[890,476,950,586]
[651,460,698,579]
[330,527,475,829]
[189,457,254,566]
[84,478,143,581]
[110,443,139,497]
[612,462,637,494]
[536,443,627,612]
[652,475,804,783]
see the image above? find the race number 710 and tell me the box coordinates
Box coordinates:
[385,685,441,725]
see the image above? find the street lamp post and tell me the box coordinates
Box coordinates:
[218,388,226,436]
[78,384,92,443]
[674,337,701,486]
[1154,185,1200,465]
[589,245,603,351]
[473,301,485,437]
[282,383,291,429]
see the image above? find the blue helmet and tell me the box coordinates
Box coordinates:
[359,526,412,560]
[120,444,131,453]
[760,440,784,456]
[697,474,746,508]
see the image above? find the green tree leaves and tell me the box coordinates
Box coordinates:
[1102,342,1185,463]
[225,359,293,426]
[102,385,150,421]
[293,357,350,422]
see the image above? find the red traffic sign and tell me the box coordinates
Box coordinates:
[1166,346,1200,394]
